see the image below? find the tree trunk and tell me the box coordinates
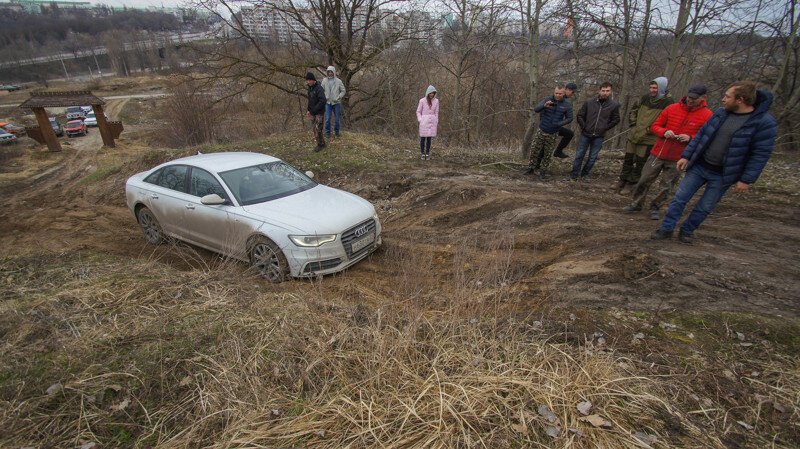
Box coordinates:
[665,0,692,83]
[521,0,544,158]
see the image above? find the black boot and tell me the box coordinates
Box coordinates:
[524,167,535,175]
[553,148,569,159]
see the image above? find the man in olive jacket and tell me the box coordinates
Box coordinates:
[571,82,621,180]
[306,72,326,152]
[616,77,673,191]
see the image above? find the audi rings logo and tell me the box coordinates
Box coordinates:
[354,225,369,237]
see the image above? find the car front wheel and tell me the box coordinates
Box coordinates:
[137,207,163,245]
[249,237,289,283]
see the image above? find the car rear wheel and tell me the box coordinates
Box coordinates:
[137,207,163,245]
[249,237,289,283]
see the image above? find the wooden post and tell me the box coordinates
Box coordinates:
[93,104,115,148]
[32,107,61,152]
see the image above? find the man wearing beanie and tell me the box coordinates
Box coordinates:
[305,71,326,152]
[616,77,674,193]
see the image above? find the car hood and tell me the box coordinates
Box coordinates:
[241,185,375,234]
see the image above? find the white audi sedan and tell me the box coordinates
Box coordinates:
[125,152,381,282]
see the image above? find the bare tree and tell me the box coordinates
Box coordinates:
[191,0,419,124]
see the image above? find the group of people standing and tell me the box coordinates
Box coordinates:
[305,68,778,242]
[526,77,777,242]
[304,66,347,153]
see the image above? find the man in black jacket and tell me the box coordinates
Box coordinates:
[306,72,326,152]
[571,82,621,179]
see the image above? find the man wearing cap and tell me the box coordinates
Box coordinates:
[623,85,713,220]
[651,81,777,243]
[305,71,326,152]
[615,77,674,193]
[552,82,578,159]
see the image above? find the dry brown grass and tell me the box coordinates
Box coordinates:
[1,238,767,449]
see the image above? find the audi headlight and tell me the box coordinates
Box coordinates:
[289,234,337,247]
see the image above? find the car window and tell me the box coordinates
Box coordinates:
[189,168,227,199]
[220,161,316,205]
[150,165,188,193]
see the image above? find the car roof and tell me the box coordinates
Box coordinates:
[161,152,282,173]
[67,120,83,124]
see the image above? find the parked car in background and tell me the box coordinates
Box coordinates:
[84,111,106,127]
[65,119,88,137]
[0,84,21,92]
[125,152,382,282]
[0,130,18,144]
[65,106,86,120]
[0,121,25,135]
[80,105,93,114]
[49,117,64,137]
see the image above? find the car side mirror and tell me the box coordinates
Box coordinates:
[305,170,315,179]
[200,193,227,205]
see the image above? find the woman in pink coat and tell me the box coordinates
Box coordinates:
[416,85,439,160]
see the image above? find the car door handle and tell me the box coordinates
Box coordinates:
[185,204,195,210]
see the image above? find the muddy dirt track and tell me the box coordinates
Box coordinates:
[0,101,798,319]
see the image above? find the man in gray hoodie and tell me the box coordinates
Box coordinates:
[321,65,346,138]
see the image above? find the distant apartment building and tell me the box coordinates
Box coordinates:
[240,1,386,44]
[240,4,315,44]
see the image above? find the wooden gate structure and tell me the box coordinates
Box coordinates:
[19,91,123,152]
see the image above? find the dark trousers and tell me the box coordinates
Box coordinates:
[554,127,574,153]
[420,136,432,155]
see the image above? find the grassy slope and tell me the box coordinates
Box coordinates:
[0,133,798,448]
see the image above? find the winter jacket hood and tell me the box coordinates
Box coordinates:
[627,91,674,145]
[653,77,668,100]
[321,67,346,105]
[425,85,437,96]
[682,89,777,185]
[649,96,713,161]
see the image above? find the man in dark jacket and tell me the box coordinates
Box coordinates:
[553,81,578,159]
[306,71,326,152]
[526,85,573,179]
[651,81,777,243]
[571,82,621,180]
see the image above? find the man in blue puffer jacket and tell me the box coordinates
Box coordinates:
[525,84,573,179]
[651,81,778,243]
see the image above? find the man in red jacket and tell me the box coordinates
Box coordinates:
[623,85,713,220]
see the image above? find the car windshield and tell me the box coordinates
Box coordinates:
[220,161,316,205]
[66,107,81,112]
[67,121,82,126]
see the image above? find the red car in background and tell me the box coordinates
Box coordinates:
[64,119,88,137]
[0,121,25,135]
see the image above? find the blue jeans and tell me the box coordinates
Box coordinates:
[325,103,341,136]
[571,135,604,178]
[660,164,732,234]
